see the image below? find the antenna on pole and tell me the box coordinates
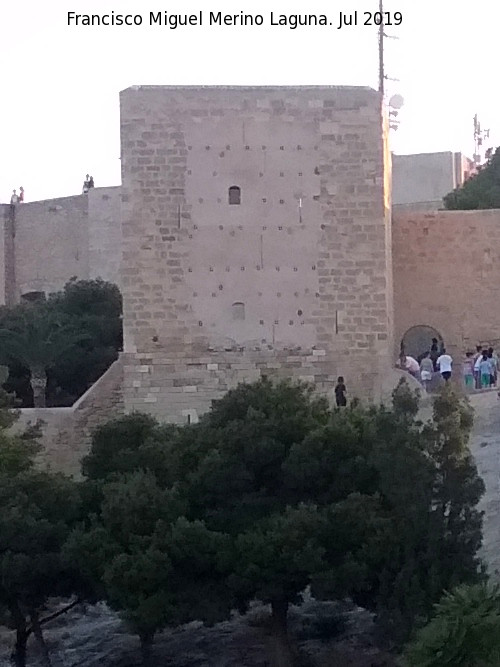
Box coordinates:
[378,0,384,96]
[473,114,490,166]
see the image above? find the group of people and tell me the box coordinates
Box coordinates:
[10,187,24,204]
[82,175,95,194]
[399,341,453,392]
[463,346,498,390]
[399,337,499,393]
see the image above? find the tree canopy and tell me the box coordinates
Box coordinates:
[76,378,485,665]
[443,146,500,209]
[0,389,85,667]
[0,278,122,407]
[0,377,487,667]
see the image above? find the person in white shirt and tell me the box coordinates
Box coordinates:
[436,349,453,382]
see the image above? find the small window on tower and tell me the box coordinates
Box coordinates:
[228,186,241,205]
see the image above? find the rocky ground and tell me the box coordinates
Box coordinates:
[0,598,396,667]
[2,391,499,666]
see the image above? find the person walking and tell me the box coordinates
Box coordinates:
[488,348,498,386]
[403,355,421,380]
[430,338,440,371]
[478,351,492,389]
[436,348,453,383]
[419,352,434,392]
[462,351,474,391]
[473,345,483,389]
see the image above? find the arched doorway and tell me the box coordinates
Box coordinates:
[401,325,444,362]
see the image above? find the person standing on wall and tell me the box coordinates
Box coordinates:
[436,349,453,383]
[18,186,24,203]
[10,190,18,204]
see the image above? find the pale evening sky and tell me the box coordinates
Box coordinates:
[0,0,498,203]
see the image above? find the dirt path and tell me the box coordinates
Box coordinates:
[469,391,500,578]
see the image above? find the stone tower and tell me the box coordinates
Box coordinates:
[120,86,393,422]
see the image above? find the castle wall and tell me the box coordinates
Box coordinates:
[393,208,500,361]
[12,195,89,300]
[120,86,393,421]
[13,358,124,477]
[88,186,122,284]
[0,187,121,304]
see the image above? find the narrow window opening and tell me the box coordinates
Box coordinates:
[228,186,241,205]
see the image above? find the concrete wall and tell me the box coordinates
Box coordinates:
[120,85,393,420]
[393,208,500,363]
[0,187,121,304]
[392,151,470,208]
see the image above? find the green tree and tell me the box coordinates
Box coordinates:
[66,471,233,666]
[0,390,84,667]
[0,472,83,667]
[47,278,123,403]
[0,302,88,407]
[402,583,500,666]
[444,146,500,209]
[0,278,122,407]
[81,412,177,482]
[185,379,484,653]
[79,378,484,662]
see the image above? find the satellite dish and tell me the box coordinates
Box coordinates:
[389,94,404,109]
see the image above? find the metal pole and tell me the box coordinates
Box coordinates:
[378,0,384,96]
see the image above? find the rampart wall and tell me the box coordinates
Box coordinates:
[13,358,124,477]
[392,208,500,360]
[0,186,121,304]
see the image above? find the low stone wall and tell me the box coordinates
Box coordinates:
[9,355,414,476]
[13,359,124,477]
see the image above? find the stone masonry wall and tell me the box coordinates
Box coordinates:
[13,358,124,478]
[120,86,393,422]
[393,208,500,362]
[88,186,122,284]
[0,187,121,304]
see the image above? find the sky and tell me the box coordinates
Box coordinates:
[1,0,498,203]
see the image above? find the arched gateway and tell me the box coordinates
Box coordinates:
[401,325,444,362]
